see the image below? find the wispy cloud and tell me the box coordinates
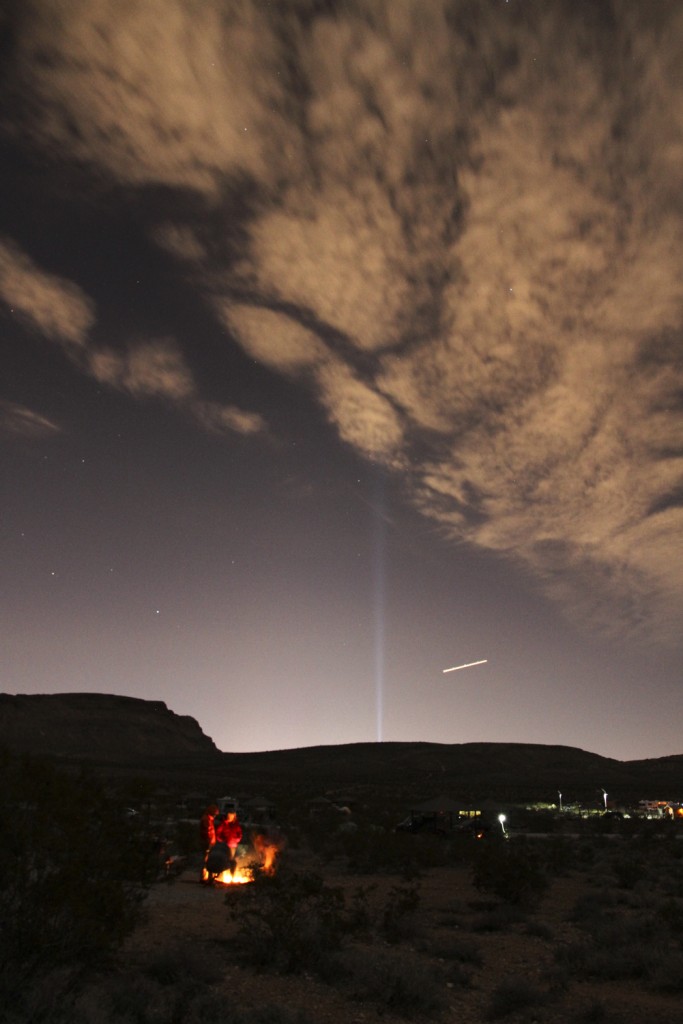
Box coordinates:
[88,339,195,401]
[192,401,266,437]
[87,340,266,436]
[5,0,683,639]
[0,237,266,438]
[0,237,94,346]
[0,400,61,439]
[9,0,296,195]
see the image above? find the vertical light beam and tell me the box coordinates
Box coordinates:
[372,476,386,743]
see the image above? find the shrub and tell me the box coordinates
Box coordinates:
[420,933,483,967]
[102,972,173,1023]
[472,843,548,906]
[486,974,547,1019]
[437,910,463,927]
[470,903,526,933]
[382,883,421,943]
[524,918,554,939]
[647,949,683,992]
[556,925,669,984]
[558,942,647,981]
[611,852,646,889]
[227,868,349,974]
[141,944,224,988]
[575,841,597,866]
[540,836,575,874]
[338,826,439,876]
[339,946,448,1018]
[575,1000,608,1022]
[0,749,152,1002]
[657,897,683,933]
[2,966,85,1024]
[72,974,319,1024]
[570,888,617,926]
[346,883,377,935]
[232,1008,318,1024]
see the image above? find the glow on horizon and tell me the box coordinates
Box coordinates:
[443,659,488,673]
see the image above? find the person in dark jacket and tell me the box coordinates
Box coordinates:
[199,803,219,883]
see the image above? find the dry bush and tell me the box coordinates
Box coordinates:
[227,868,351,974]
[486,974,548,1019]
[472,842,548,906]
[0,749,152,1007]
[382,882,421,943]
[419,932,483,967]
[337,945,448,1018]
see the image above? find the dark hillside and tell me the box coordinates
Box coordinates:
[1,693,680,803]
[0,692,219,762]
[214,740,653,804]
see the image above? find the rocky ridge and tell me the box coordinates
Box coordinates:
[0,692,218,761]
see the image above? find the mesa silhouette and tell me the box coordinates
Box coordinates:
[1,692,680,803]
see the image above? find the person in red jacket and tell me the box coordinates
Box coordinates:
[215,810,242,874]
[199,803,219,883]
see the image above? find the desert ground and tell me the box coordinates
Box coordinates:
[107,831,683,1024]
[4,734,683,1024]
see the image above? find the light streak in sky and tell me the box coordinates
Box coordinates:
[372,475,387,742]
[443,659,488,673]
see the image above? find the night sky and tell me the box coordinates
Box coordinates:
[1,1,681,760]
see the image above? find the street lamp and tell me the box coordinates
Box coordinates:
[498,813,507,837]
[601,788,607,810]
[558,790,562,812]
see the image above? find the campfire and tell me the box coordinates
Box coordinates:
[203,832,281,886]
[214,863,254,885]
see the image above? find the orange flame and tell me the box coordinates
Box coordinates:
[216,864,254,885]
[252,833,280,875]
[202,832,283,886]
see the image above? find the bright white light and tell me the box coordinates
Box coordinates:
[498,814,506,823]
[443,659,487,673]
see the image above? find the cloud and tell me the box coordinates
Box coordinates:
[192,401,266,437]
[248,187,415,353]
[0,232,266,438]
[88,341,267,436]
[8,0,300,196]
[316,360,404,463]
[0,237,94,346]
[152,224,208,263]
[5,0,683,639]
[88,339,194,401]
[0,400,61,439]
[217,304,327,373]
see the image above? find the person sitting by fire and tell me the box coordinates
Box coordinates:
[199,803,219,884]
[215,809,242,874]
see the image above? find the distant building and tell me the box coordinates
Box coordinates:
[398,795,483,835]
[637,800,683,819]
